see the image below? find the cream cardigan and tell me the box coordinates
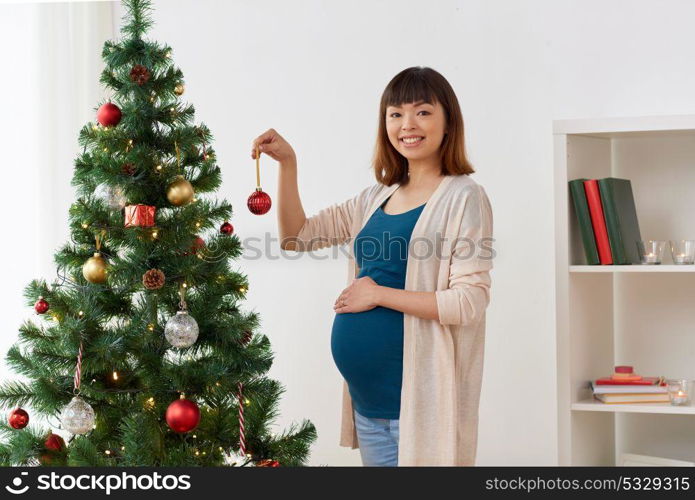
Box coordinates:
[293,173,493,466]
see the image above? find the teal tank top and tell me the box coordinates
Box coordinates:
[330,196,425,419]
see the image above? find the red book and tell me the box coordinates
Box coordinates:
[583,180,613,264]
[595,376,664,386]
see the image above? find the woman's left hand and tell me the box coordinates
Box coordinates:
[334,277,382,313]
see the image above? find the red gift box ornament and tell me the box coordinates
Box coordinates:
[124,204,156,227]
[248,145,272,215]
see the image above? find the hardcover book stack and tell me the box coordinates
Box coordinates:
[592,366,667,404]
[569,177,642,265]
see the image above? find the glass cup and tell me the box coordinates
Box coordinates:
[669,240,695,265]
[637,240,666,265]
[667,379,691,406]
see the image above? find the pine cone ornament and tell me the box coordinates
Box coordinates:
[121,163,136,176]
[130,64,151,85]
[142,269,165,290]
[240,330,253,346]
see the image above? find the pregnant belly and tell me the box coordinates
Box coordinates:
[330,306,404,384]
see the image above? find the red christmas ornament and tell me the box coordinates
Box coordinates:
[249,145,271,215]
[220,221,234,235]
[34,297,49,314]
[248,189,272,215]
[256,459,280,467]
[166,398,200,433]
[180,236,205,257]
[39,453,56,466]
[193,236,205,252]
[8,408,29,429]
[44,432,65,451]
[96,102,122,127]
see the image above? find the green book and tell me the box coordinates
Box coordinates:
[598,177,642,265]
[569,178,600,265]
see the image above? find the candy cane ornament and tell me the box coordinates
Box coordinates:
[238,382,246,456]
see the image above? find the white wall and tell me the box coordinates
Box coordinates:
[0,0,115,439]
[4,0,695,466]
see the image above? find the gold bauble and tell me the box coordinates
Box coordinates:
[83,252,107,284]
[167,176,195,206]
[174,83,185,96]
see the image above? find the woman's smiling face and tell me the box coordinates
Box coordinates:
[385,99,447,163]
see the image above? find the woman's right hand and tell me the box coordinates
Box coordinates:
[251,128,296,163]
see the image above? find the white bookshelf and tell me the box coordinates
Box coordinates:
[555,114,695,466]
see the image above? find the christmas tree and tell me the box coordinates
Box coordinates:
[0,0,315,467]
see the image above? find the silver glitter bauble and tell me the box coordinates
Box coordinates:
[164,310,199,348]
[94,183,127,211]
[61,396,95,435]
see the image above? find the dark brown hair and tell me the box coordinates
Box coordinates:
[373,66,475,186]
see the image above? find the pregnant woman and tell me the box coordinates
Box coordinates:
[251,66,493,466]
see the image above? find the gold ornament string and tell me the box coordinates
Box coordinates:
[175,140,182,175]
[95,229,106,252]
[255,145,261,189]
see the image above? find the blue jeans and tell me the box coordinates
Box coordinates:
[353,408,399,466]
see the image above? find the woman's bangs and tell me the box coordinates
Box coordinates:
[383,73,438,108]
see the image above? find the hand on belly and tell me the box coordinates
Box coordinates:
[333,276,381,314]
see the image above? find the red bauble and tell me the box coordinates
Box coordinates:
[180,236,206,257]
[34,297,49,314]
[44,433,65,451]
[96,102,122,127]
[256,459,280,467]
[220,221,234,235]
[193,236,205,252]
[166,398,200,433]
[8,408,29,429]
[247,189,272,215]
